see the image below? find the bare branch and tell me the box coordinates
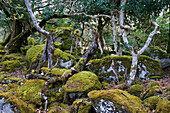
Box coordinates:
[71,12,111,19]
[25,0,50,37]
[138,19,160,55]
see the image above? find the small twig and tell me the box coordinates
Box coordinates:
[111,60,119,83]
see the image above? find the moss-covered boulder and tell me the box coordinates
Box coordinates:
[3,96,36,113]
[48,103,70,113]
[55,27,83,55]
[0,44,4,50]
[129,84,144,97]
[1,53,23,62]
[86,55,162,83]
[54,48,75,68]
[64,71,101,104]
[155,99,170,113]
[147,81,159,89]
[15,79,45,108]
[144,46,168,60]
[143,96,161,111]
[142,86,162,99]
[25,44,45,70]
[71,98,94,113]
[26,45,76,70]
[0,60,22,72]
[88,89,146,113]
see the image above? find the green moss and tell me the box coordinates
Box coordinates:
[143,86,162,99]
[65,71,101,93]
[143,96,161,110]
[15,79,45,107]
[73,57,86,72]
[48,103,69,113]
[0,54,2,59]
[2,53,23,62]
[54,42,62,48]
[41,67,69,76]
[130,84,144,97]
[0,50,7,54]
[167,86,170,91]
[155,99,170,113]
[54,48,75,61]
[1,60,21,72]
[27,37,37,45]
[147,81,159,89]
[71,98,92,113]
[4,96,36,113]
[25,44,45,69]
[102,82,110,89]
[88,89,146,113]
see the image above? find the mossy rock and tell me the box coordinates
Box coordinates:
[41,67,70,76]
[20,45,33,55]
[48,103,70,113]
[147,81,159,89]
[155,99,170,113]
[143,86,162,99]
[2,53,23,62]
[0,50,7,54]
[129,84,144,97]
[3,96,36,113]
[88,89,146,113]
[25,44,45,70]
[64,71,101,104]
[15,79,45,108]
[55,27,82,55]
[143,96,161,111]
[86,55,162,83]
[0,60,22,72]
[143,46,168,60]
[0,54,2,59]
[71,98,94,113]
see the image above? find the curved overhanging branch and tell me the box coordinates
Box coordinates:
[25,0,50,37]
[138,19,160,55]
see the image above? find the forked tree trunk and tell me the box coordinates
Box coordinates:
[25,0,55,68]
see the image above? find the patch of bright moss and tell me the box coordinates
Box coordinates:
[143,86,162,99]
[48,103,69,113]
[15,79,45,107]
[130,84,144,97]
[143,96,161,110]
[0,44,4,50]
[147,81,159,89]
[71,98,93,113]
[88,89,146,113]
[27,37,37,45]
[0,60,21,72]
[4,96,36,113]
[155,99,170,113]
[2,53,23,62]
[54,42,62,48]
[41,67,69,76]
[65,71,101,93]
[54,48,75,61]
[25,44,45,69]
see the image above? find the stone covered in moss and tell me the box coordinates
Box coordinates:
[143,86,162,99]
[48,103,70,113]
[27,37,38,46]
[155,99,170,113]
[41,67,70,76]
[88,89,146,113]
[143,96,161,111]
[147,81,159,89]
[144,46,168,60]
[55,27,82,54]
[64,71,101,104]
[15,79,45,107]
[2,53,23,62]
[0,44,4,50]
[4,96,36,113]
[25,44,45,70]
[71,98,94,113]
[129,84,144,97]
[0,60,21,72]
[86,55,162,82]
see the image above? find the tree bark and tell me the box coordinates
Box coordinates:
[25,0,55,68]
